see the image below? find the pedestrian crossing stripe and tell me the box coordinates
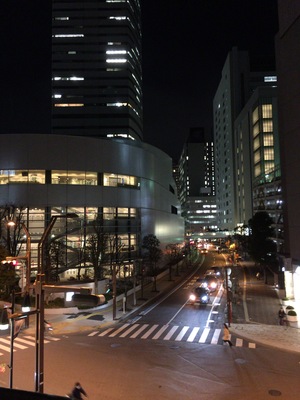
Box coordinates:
[88,323,256,349]
[0,334,61,355]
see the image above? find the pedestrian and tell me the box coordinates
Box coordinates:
[278,307,286,325]
[223,323,233,347]
[70,382,88,400]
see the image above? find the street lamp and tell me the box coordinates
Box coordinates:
[35,213,78,393]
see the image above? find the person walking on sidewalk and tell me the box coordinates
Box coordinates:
[223,323,233,347]
[278,307,286,326]
[69,382,88,400]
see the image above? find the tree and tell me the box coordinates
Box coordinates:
[142,234,162,292]
[0,261,20,299]
[165,243,183,280]
[85,215,109,294]
[248,211,277,269]
[0,205,26,257]
[47,240,66,282]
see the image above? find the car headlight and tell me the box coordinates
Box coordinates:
[189,294,196,301]
[201,295,208,301]
[210,282,217,289]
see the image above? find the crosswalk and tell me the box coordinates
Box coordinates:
[88,323,257,349]
[0,334,60,356]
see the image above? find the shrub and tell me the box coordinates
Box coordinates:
[287,310,297,316]
[45,297,65,308]
[286,305,294,310]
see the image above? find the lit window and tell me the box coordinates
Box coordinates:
[265,162,275,174]
[253,137,260,151]
[53,34,84,38]
[254,150,261,164]
[264,76,277,82]
[252,107,259,124]
[103,173,140,188]
[262,104,272,118]
[51,171,97,185]
[0,170,45,184]
[253,122,260,137]
[263,120,273,132]
[109,16,126,20]
[263,134,274,146]
[106,50,127,55]
[106,58,127,63]
[264,148,274,161]
[54,103,84,107]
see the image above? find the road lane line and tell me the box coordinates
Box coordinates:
[109,323,130,337]
[187,327,200,342]
[163,325,179,340]
[130,324,149,338]
[98,328,114,337]
[141,324,159,339]
[120,324,139,338]
[175,326,189,341]
[199,327,210,343]
[152,325,169,340]
[211,328,221,344]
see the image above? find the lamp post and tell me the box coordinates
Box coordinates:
[35,213,78,393]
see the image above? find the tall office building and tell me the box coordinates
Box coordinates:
[178,128,217,237]
[276,0,300,299]
[0,1,184,281]
[213,47,277,231]
[52,0,143,141]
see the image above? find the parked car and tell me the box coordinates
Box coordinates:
[189,286,210,305]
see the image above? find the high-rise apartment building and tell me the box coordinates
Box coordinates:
[52,0,143,141]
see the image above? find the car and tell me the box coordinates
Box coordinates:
[189,286,210,305]
[205,267,223,279]
[203,275,218,292]
[200,248,208,254]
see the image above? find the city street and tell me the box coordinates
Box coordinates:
[0,253,300,399]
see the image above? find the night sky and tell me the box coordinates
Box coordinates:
[0,1,279,161]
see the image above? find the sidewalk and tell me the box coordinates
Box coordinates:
[30,266,198,335]
[230,268,300,353]
[25,264,300,354]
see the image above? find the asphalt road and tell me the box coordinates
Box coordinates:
[1,253,300,399]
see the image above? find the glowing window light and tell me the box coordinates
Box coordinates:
[106,50,127,55]
[106,59,127,63]
[53,34,84,38]
[54,104,84,107]
[109,16,126,20]
[53,77,84,81]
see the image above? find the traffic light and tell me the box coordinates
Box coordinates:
[72,294,105,307]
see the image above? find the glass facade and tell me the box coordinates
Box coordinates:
[52,0,143,141]
[6,206,140,278]
[0,169,140,189]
